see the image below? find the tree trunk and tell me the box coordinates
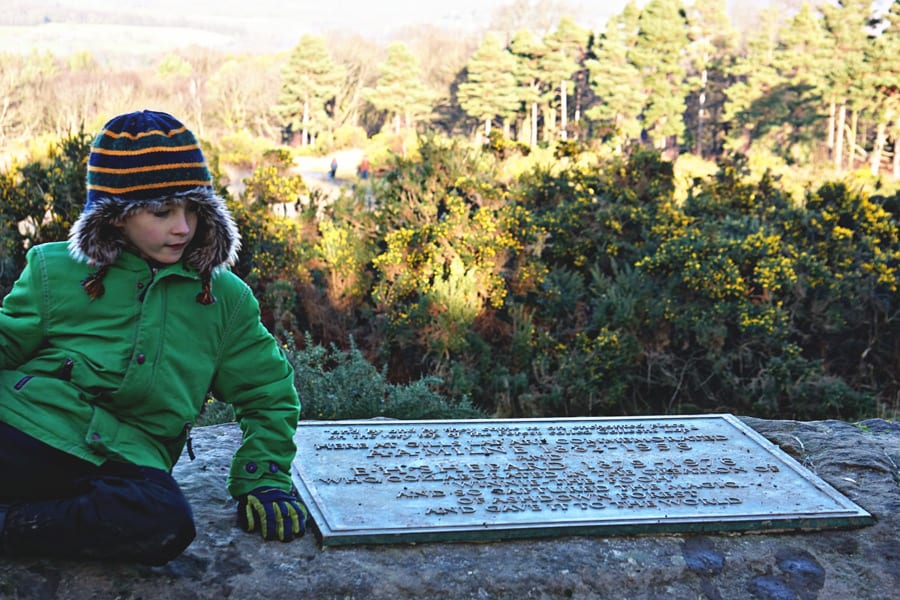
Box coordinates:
[696,69,707,157]
[849,109,859,170]
[543,105,556,142]
[871,118,887,176]
[560,79,568,141]
[574,73,582,138]
[827,101,836,158]
[834,103,846,171]
[530,102,538,147]
[893,121,900,179]
[302,98,310,147]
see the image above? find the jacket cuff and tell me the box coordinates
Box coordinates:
[227,458,293,497]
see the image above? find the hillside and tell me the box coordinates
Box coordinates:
[0,0,314,58]
[0,0,572,56]
[0,0,768,60]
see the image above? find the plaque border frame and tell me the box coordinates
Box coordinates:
[291,414,874,547]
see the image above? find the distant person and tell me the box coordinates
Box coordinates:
[357,156,370,180]
[329,157,338,180]
[0,110,306,565]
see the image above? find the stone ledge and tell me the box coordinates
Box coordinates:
[1,417,897,600]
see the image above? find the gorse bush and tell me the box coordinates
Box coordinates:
[0,130,91,296]
[1,133,896,422]
[375,139,881,419]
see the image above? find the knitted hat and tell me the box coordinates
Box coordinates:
[68,110,240,304]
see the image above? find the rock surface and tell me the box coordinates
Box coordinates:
[1,417,897,600]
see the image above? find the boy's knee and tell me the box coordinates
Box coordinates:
[124,475,196,564]
[146,502,196,565]
[153,489,196,536]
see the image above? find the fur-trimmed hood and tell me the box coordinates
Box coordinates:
[67,188,241,274]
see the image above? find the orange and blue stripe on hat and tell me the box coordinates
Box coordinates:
[85,110,212,210]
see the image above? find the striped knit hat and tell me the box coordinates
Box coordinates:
[84,109,213,209]
[69,110,240,304]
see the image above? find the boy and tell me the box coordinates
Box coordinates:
[0,110,305,565]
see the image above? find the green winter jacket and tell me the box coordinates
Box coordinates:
[0,242,300,497]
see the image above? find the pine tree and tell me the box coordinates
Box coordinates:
[366,42,434,134]
[773,3,832,163]
[821,0,877,171]
[684,0,738,157]
[509,29,547,147]
[586,8,644,152]
[721,7,783,155]
[541,17,590,141]
[629,0,691,153]
[276,35,344,146]
[868,1,900,176]
[457,34,521,139]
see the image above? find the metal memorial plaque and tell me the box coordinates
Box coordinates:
[290,415,872,546]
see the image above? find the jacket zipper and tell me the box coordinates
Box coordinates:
[183,422,195,460]
[138,263,192,462]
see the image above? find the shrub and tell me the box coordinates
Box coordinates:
[332,124,369,150]
[195,397,236,427]
[288,334,485,420]
[0,130,91,295]
[217,130,274,170]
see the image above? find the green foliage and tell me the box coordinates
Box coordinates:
[314,217,376,312]
[457,34,521,131]
[553,140,582,160]
[2,130,896,424]
[220,144,315,294]
[366,42,435,132]
[318,139,888,421]
[195,398,236,427]
[229,199,312,291]
[243,165,307,207]
[0,130,91,295]
[288,334,485,420]
[370,137,540,375]
[276,34,345,140]
[157,53,192,78]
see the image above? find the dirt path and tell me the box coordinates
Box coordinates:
[294,149,366,192]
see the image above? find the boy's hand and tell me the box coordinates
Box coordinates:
[237,487,307,542]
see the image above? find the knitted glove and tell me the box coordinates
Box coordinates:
[237,487,307,542]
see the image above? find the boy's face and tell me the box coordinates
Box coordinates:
[116,201,198,264]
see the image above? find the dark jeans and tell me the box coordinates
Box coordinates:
[0,421,195,565]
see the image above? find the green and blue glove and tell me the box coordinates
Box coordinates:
[237,487,308,542]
